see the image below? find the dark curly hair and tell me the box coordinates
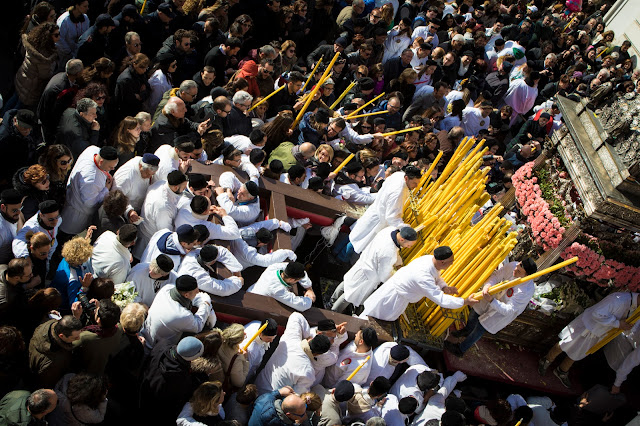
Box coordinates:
[26,22,58,55]
[0,326,25,356]
[78,58,115,88]
[102,189,128,218]
[72,82,108,108]
[66,373,108,408]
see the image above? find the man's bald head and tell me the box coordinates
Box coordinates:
[300,142,316,158]
[282,394,307,416]
[164,96,188,119]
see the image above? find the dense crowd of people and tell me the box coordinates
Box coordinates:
[0,0,638,424]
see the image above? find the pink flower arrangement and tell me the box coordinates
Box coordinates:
[561,243,640,291]
[512,162,566,250]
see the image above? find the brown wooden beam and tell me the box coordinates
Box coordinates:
[268,192,292,251]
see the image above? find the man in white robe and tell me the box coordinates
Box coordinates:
[60,146,118,237]
[176,245,243,296]
[323,327,378,387]
[0,190,24,264]
[349,166,422,254]
[331,226,417,313]
[390,367,441,414]
[361,247,476,321]
[133,170,187,260]
[444,257,537,357]
[539,291,638,388]
[461,102,493,137]
[174,194,241,241]
[309,320,349,386]
[152,138,194,183]
[366,342,425,384]
[90,224,137,285]
[129,254,178,307]
[504,72,540,124]
[113,154,159,221]
[140,224,199,271]
[331,163,376,205]
[13,200,62,263]
[247,262,316,311]
[255,312,331,394]
[229,227,296,270]
[413,371,468,425]
[214,174,261,226]
[240,318,278,382]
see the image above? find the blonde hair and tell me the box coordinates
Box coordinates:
[61,237,93,267]
[315,144,334,162]
[120,303,148,333]
[26,231,51,250]
[190,381,223,416]
[300,392,322,411]
[23,165,48,186]
[221,323,245,347]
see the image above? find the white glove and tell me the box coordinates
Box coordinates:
[453,371,467,382]
[279,221,292,232]
[283,250,297,261]
[194,292,212,305]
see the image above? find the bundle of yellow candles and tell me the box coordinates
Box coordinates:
[330,81,356,109]
[346,355,371,381]
[586,305,640,355]
[397,137,523,338]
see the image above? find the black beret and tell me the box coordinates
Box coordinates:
[345,162,363,175]
[142,153,160,167]
[1,189,23,205]
[99,146,118,161]
[193,224,209,242]
[390,344,410,361]
[434,246,454,260]
[522,257,538,275]
[38,200,59,214]
[200,245,219,262]
[256,228,274,244]
[167,170,187,186]
[309,334,331,354]
[175,275,198,291]
[176,224,198,243]
[317,319,336,331]
[284,262,306,279]
[358,77,375,91]
[156,254,174,272]
[262,318,278,336]
[334,380,355,402]
[244,181,259,197]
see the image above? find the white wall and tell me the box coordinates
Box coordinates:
[604,0,640,63]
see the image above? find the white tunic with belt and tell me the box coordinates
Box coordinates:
[90,231,132,285]
[128,262,178,307]
[61,146,110,235]
[13,212,61,261]
[114,157,152,212]
[366,342,426,383]
[349,171,409,253]
[323,342,373,388]
[473,261,535,334]
[343,226,402,307]
[174,204,241,241]
[176,250,243,296]
[247,262,313,311]
[153,144,180,184]
[361,255,465,321]
[241,321,272,380]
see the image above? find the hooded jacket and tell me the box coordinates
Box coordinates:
[28,320,75,388]
[15,34,57,106]
[232,60,260,99]
[0,110,36,186]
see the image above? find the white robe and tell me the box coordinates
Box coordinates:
[504,78,538,117]
[473,261,535,334]
[255,312,316,394]
[61,146,109,234]
[349,171,409,254]
[174,204,242,242]
[133,180,181,259]
[216,192,260,227]
[90,231,131,285]
[332,183,376,205]
[153,144,180,184]
[247,262,313,311]
[366,342,426,383]
[229,238,296,270]
[413,372,467,425]
[140,284,214,350]
[383,29,411,64]
[114,157,152,212]
[389,364,433,413]
[343,226,402,306]
[241,321,272,380]
[128,262,178,307]
[323,342,373,388]
[310,327,348,387]
[13,212,61,262]
[0,216,19,264]
[461,107,490,137]
[361,255,465,321]
[140,229,187,271]
[176,250,243,296]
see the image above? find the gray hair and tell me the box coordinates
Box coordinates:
[259,45,277,57]
[65,59,84,76]
[164,98,181,115]
[598,68,611,80]
[135,111,151,123]
[28,389,56,416]
[76,98,97,113]
[545,53,557,61]
[125,31,140,44]
[322,78,335,86]
[179,79,198,93]
[149,258,166,275]
[366,418,386,426]
[139,158,159,173]
[233,90,253,105]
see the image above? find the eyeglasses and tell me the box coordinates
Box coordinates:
[371,14,382,19]
[287,49,295,53]
[288,404,307,418]
[262,69,274,74]
[221,108,232,114]
[58,159,72,165]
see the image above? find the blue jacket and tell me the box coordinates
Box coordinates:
[50,259,93,310]
[373,100,402,130]
[298,112,322,147]
[248,391,287,426]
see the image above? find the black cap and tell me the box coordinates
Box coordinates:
[176,224,198,243]
[399,227,418,241]
[343,102,358,111]
[308,176,324,191]
[399,396,419,414]
[188,173,207,190]
[334,381,355,402]
[156,254,174,273]
[317,319,336,331]
[262,318,278,336]
[157,3,176,19]
[142,153,160,167]
[345,162,362,175]
[244,181,259,197]
[335,36,348,47]
[38,200,59,214]
[256,228,273,244]
[358,77,375,91]
[155,51,177,66]
[315,108,330,124]
[95,13,116,28]
[200,245,219,263]
[167,170,187,186]
[15,110,36,129]
[175,275,198,292]
[1,189,23,205]
[309,334,331,354]
[433,246,453,260]
[361,327,378,347]
[284,262,306,279]
[521,257,538,275]
[99,146,118,161]
[121,4,139,18]
[390,344,410,361]
[174,135,196,148]
[193,224,209,242]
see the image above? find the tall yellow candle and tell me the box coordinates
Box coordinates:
[333,153,355,173]
[347,92,386,118]
[242,322,269,351]
[341,110,389,120]
[248,84,286,111]
[301,56,324,93]
[380,126,424,137]
[346,355,371,381]
[330,81,356,109]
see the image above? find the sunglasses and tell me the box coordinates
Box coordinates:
[58,159,72,165]
[95,95,106,100]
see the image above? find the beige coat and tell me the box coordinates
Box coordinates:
[218,344,250,389]
[15,34,58,106]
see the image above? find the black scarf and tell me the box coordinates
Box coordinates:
[196,255,217,278]
[391,230,401,248]
[169,287,193,311]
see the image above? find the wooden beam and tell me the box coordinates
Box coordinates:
[268,192,291,251]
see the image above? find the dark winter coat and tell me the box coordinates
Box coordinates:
[15,34,57,106]
[56,108,99,160]
[0,110,36,188]
[12,167,49,221]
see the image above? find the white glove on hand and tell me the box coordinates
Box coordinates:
[283,250,297,261]
[279,221,292,232]
[453,371,467,382]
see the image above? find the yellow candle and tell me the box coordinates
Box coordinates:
[587,307,640,355]
[242,322,269,351]
[346,355,371,381]
[347,92,386,118]
[248,84,286,111]
[380,126,424,137]
[341,110,389,120]
[330,81,356,109]
[301,56,324,94]
[333,153,355,173]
